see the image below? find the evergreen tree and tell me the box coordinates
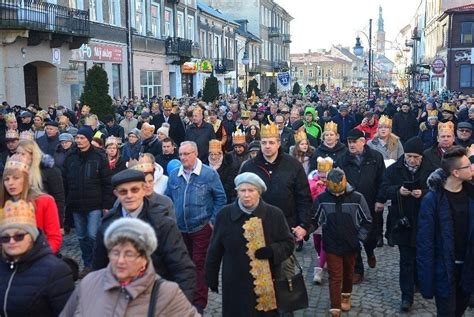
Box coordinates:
[203,74,219,103]
[247,79,261,98]
[269,82,277,97]
[80,65,114,120]
[292,82,300,95]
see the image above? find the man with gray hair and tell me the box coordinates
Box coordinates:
[166,140,226,313]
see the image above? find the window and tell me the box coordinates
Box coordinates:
[69,61,86,106]
[224,37,228,58]
[69,0,84,9]
[461,22,473,44]
[140,70,162,99]
[151,3,160,38]
[460,65,474,88]
[135,0,145,35]
[200,30,206,57]
[112,64,122,99]
[89,0,103,22]
[309,69,313,78]
[187,16,194,42]
[164,8,173,37]
[299,69,304,78]
[109,0,120,26]
[207,32,213,58]
[177,11,184,38]
[213,34,220,59]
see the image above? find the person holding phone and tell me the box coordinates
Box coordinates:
[380,136,425,312]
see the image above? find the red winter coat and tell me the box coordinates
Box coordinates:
[355,116,379,140]
[34,194,62,253]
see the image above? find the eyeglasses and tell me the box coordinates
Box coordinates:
[456,165,471,170]
[0,233,28,244]
[179,151,195,157]
[116,187,142,196]
[458,129,471,133]
[109,250,141,262]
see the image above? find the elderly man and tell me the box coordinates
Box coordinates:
[455,122,473,147]
[93,169,196,301]
[140,122,161,157]
[36,121,60,156]
[205,172,294,316]
[166,141,226,313]
[381,136,426,312]
[185,107,216,164]
[336,129,386,283]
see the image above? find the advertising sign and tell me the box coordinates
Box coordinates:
[72,43,123,62]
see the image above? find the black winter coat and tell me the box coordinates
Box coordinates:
[155,152,179,176]
[420,144,443,188]
[240,150,312,230]
[61,146,114,212]
[381,156,424,247]
[392,112,419,144]
[151,113,186,146]
[36,134,59,157]
[185,122,216,163]
[336,145,386,212]
[140,135,162,157]
[205,200,294,317]
[92,199,196,301]
[41,155,66,226]
[309,142,347,171]
[0,233,74,317]
[216,154,238,204]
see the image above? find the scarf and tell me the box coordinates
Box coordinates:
[238,199,258,215]
[209,155,223,171]
[404,158,420,174]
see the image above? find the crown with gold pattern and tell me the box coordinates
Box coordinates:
[5,154,30,174]
[427,110,439,120]
[232,130,246,145]
[4,112,16,123]
[378,115,392,128]
[294,130,307,143]
[260,123,279,139]
[438,121,454,133]
[240,110,250,119]
[163,100,173,110]
[128,159,154,173]
[324,121,338,133]
[34,110,48,121]
[19,130,34,141]
[5,129,19,140]
[105,136,121,148]
[317,157,334,173]
[0,200,36,230]
[209,139,222,153]
[441,103,457,114]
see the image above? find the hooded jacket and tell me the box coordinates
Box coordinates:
[303,107,322,139]
[153,162,168,194]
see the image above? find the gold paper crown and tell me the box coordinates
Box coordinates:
[35,110,48,120]
[19,130,34,141]
[141,122,155,132]
[260,123,279,139]
[105,136,121,147]
[209,139,222,153]
[441,103,457,114]
[294,130,307,143]
[240,110,250,118]
[128,159,154,173]
[378,115,392,128]
[232,130,246,145]
[427,110,438,119]
[5,129,19,140]
[327,174,347,195]
[0,200,36,229]
[324,121,338,133]
[438,121,454,133]
[317,157,334,173]
[163,100,173,110]
[5,154,30,174]
[4,112,16,123]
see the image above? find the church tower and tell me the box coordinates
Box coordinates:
[376,5,385,55]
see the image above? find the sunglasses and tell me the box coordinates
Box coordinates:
[116,187,141,196]
[0,233,28,244]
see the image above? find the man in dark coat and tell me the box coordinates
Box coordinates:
[206,172,294,317]
[151,101,185,146]
[392,102,419,145]
[185,107,216,163]
[140,122,162,157]
[331,105,355,144]
[381,137,425,312]
[93,169,196,301]
[104,115,125,142]
[275,114,293,153]
[336,129,386,283]
[36,121,59,157]
[155,137,179,176]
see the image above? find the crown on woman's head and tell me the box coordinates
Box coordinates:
[294,130,307,143]
[232,130,246,145]
[324,121,338,133]
[0,200,36,229]
[5,154,29,174]
[378,115,392,128]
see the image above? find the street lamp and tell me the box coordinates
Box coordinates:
[242,50,250,95]
[353,19,372,101]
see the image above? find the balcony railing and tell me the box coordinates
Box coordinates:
[282,34,291,44]
[268,26,279,38]
[165,37,192,58]
[215,58,235,73]
[0,0,90,37]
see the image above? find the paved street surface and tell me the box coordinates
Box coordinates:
[61,233,473,317]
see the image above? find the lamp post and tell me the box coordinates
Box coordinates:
[242,49,250,95]
[353,18,372,102]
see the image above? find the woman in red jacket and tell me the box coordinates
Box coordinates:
[0,154,62,253]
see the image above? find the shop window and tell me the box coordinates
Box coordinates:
[460,65,474,88]
[140,70,162,99]
[112,64,122,99]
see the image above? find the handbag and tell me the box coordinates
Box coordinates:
[273,255,309,313]
[147,278,163,317]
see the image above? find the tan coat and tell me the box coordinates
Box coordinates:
[60,263,200,317]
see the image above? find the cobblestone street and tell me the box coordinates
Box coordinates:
[61,231,474,317]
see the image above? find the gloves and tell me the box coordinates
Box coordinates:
[254,246,273,260]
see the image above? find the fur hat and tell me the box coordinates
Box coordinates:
[104,218,158,257]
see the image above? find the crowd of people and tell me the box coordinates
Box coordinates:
[0,87,473,316]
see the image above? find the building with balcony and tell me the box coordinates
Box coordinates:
[235,19,261,94]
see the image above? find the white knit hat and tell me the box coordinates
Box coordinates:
[104,218,158,257]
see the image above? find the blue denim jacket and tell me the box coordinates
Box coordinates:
[166,159,227,233]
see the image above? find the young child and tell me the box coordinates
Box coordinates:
[307,156,334,284]
[312,168,372,317]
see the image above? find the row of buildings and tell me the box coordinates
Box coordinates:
[0,0,292,108]
[393,0,474,94]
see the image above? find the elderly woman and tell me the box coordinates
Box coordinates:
[121,128,141,162]
[205,172,294,316]
[61,218,199,316]
[0,199,74,316]
[367,115,404,161]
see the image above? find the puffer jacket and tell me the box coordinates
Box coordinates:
[417,169,474,299]
[0,233,74,317]
[61,145,114,212]
[312,185,372,255]
[60,262,199,317]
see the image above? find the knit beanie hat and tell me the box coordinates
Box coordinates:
[234,172,267,193]
[403,136,424,155]
[0,200,39,242]
[104,218,158,257]
[77,125,94,143]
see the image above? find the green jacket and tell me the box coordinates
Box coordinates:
[304,107,322,139]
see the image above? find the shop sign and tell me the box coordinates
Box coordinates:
[419,74,430,81]
[62,70,79,84]
[182,62,198,74]
[72,43,123,62]
[200,60,213,73]
[431,58,445,75]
